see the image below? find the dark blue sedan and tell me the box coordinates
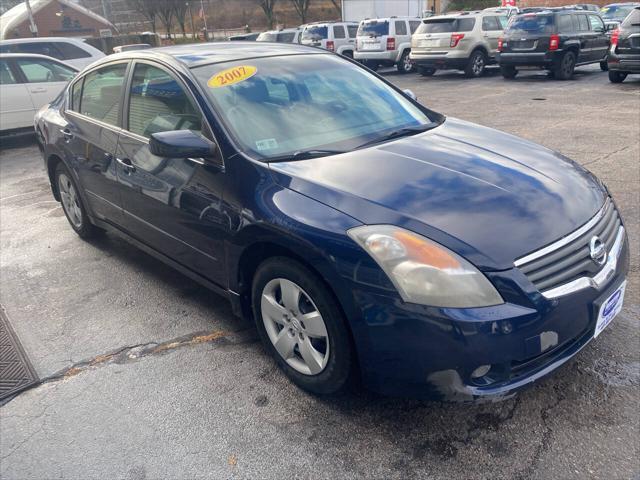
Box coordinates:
[35,42,629,400]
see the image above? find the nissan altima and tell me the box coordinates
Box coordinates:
[35,43,629,400]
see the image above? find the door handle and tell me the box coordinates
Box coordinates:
[30,87,47,93]
[60,128,73,141]
[116,157,136,174]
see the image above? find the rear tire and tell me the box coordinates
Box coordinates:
[554,51,576,80]
[397,50,414,73]
[465,50,486,78]
[501,65,518,79]
[600,60,608,71]
[418,66,436,77]
[251,257,355,395]
[54,162,102,239]
[608,70,627,83]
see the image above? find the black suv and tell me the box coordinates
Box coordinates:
[607,6,640,82]
[498,9,610,79]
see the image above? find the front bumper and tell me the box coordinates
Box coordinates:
[345,233,630,401]
[497,51,560,69]
[608,50,640,73]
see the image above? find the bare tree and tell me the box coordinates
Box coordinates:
[253,0,278,29]
[290,0,311,24]
[156,0,175,38]
[329,0,341,16]
[174,1,189,38]
[127,0,158,33]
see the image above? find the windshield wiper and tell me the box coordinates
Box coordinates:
[265,149,346,163]
[355,123,437,150]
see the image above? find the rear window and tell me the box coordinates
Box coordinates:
[621,7,640,26]
[358,20,390,36]
[415,17,476,34]
[54,42,91,59]
[507,14,555,33]
[302,25,328,41]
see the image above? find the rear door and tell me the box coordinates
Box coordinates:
[574,13,593,62]
[63,62,129,223]
[115,61,227,285]
[412,17,476,54]
[13,57,76,111]
[357,20,390,52]
[0,58,35,131]
[502,13,556,54]
[482,16,505,57]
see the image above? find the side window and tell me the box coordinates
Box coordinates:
[53,42,92,60]
[15,42,64,59]
[128,63,201,138]
[458,18,476,32]
[347,25,358,38]
[588,15,604,32]
[409,20,421,33]
[80,63,127,126]
[558,15,573,33]
[70,78,83,111]
[482,16,500,31]
[15,58,76,83]
[497,15,508,29]
[333,25,346,39]
[395,20,407,35]
[278,32,295,43]
[577,14,589,31]
[0,60,18,84]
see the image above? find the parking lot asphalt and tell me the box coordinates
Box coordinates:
[1,64,638,480]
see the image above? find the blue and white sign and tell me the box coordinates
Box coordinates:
[594,281,626,338]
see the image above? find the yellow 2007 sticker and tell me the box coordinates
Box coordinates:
[208,65,257,88]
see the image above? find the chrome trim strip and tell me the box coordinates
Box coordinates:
[514,201,608,267]
[541,226,625,299]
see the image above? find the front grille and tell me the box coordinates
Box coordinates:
[516,198,621,293]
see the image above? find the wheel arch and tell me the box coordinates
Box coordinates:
[46,153,64,201]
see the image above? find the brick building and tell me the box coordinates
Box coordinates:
[0,0,117,39]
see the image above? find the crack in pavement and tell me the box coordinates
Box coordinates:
[1,328,256,406]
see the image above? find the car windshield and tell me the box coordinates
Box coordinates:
[508,14,556,33]
[193,54,438,160]
[302,25,328,40]
[602,4,638,20]
[415,18,476,33]
[357,20,389,37]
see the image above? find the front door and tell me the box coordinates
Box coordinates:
[588,14,609,62]
[115,61,227,286]
[62,62,129,223]
[0,59,35,130]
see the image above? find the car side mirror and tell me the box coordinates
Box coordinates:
[149,130,222,167]
[403,89,417,101]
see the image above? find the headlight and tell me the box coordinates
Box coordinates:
[347,225,503,308]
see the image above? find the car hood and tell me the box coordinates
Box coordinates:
[268,118,605,271]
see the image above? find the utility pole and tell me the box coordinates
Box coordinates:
[187,2,195,39]
[25,0,38,36]
[200,0,208,38]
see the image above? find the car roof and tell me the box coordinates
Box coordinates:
[0,36,86,45]
[101,41,325,69]
[361,16,419,21]
[0,52,78,68]
[260,28,300,34]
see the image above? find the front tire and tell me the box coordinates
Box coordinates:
[608,70,627,83]
[397,50,414,73]
[55,162,102,239]
[501,65,518,79]
[554,51,576,80]
[465,50,486,78]
[251,257,354,395]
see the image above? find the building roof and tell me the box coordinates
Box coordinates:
[0,0,115,40]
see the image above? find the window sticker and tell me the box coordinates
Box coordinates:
[208,65,257,88]
[255,138,278,151]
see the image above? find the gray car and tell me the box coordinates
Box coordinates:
[410,9,508,77]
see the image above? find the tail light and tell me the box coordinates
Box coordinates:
[386,37,395,50]
[549,34,560,51]
[611,29,620,47]
[498,37,504,52]
[326,40,335,52]
[450,33,465,48]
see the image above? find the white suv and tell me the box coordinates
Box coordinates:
[354,16,423,73]
[300,21,359,57]
[0,37,104,70]
[256,28,302,44]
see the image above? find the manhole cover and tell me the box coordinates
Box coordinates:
[0,308,38,401]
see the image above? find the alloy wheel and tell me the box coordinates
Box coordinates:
[402,53,413,72]
[58,173,83,228]
[472,54,485,76]
[261,278,329,375]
